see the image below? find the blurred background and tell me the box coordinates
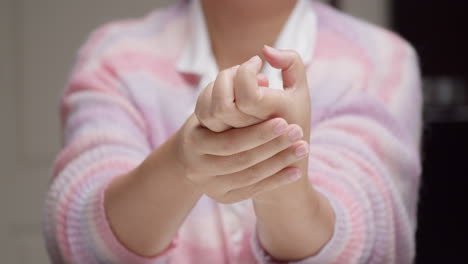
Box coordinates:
[0,0,466,263]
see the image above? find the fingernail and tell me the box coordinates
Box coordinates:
[249,55,261,63]
[273,119,288,135]
[286,169,302,183]
[295,143,309,157]
[232,65,240,70]
[264,45,279,55]
[288,126,303,142]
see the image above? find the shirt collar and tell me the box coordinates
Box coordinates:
[176,0,317,91]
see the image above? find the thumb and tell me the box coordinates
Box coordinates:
[262,45,306,89]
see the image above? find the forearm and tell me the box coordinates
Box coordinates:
[253,162,335,261]
[104,132,202,257]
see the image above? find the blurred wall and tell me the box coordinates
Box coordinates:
[1,0,21,262]
[1,1,173,262]
[0,0,387,262]
[342,0,390,27]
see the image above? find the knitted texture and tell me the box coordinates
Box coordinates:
[43,1,422,263]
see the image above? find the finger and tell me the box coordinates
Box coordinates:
[211,66,262,128]
[216,140,309,191]
[204,125,305,175]
[237,85,289,120]
[262,45,306,88]
[234,55,264,114]
[195,81,216,128]
[195,117,290,156]
[221,167,303,203]
[211,66,237,111]
[257,73,269,87]
[234,55,290,119]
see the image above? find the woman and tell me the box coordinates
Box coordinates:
[43,0,422,263]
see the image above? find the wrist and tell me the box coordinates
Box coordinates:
[134,131,203,204]
[253,179,335,259]
[104,131,203,256]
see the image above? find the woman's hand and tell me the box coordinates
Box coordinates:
[195,64,265,132]
[194,45,311,203]
[195,45,311,142]
[235,45,311,142]
[175,114,309,204]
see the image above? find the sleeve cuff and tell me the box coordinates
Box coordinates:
[92,177,178,264]
[250,187,348,264]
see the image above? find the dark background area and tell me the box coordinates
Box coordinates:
[393,1,468,77]
[394,1,468,263]
[335,0,468,262]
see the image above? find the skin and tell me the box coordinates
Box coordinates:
[104,0,335,261]
[201,0,298,70]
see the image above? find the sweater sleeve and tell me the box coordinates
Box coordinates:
[251,43,422,264]
[42,25,177,264]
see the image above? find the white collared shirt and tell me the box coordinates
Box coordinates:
[176,0,317,95]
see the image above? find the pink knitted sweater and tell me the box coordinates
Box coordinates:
[43,1,422,263]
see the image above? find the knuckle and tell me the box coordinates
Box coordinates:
[235,99,249,112]
[212,102,232,118]
[206,106,217,119]
[236,96,258,113]
[199,112,217,128]
[198,117,212,131]
[196,110,209,124]
[195,104,212,123]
